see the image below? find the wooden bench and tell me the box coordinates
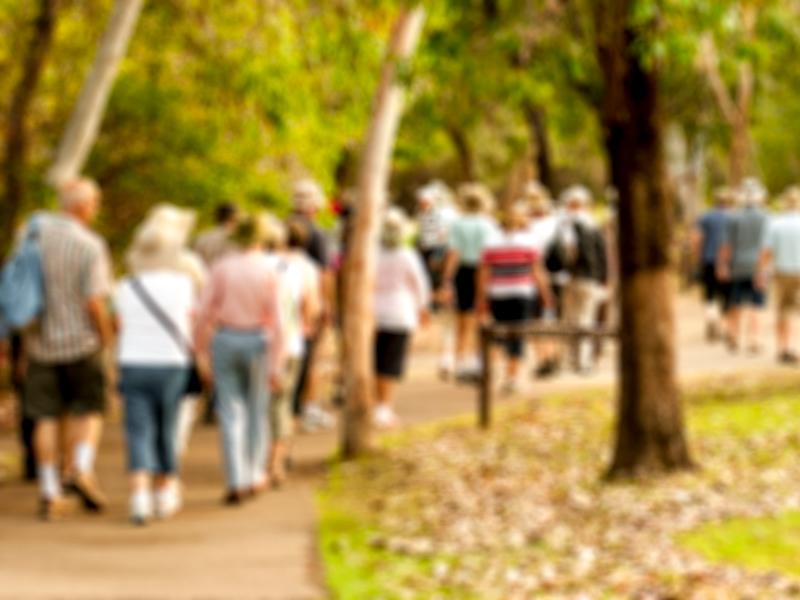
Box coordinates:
[477,322,619,429]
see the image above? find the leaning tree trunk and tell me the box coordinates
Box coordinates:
[595,0,693,478]
[2,0,57,258]
[523,102,554,191]
[46,0,144,186]
[341,7,426,459]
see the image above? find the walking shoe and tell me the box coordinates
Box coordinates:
[223,490,247,506]
[64,472,108,513]
[301,405,336,433]
[373,405,400,430]
[154,487,182,520]
[129,491,153,526]
[705,321,720,342]
[500,379,520,397]
[778,351,799,366]
[38,496,74,521]
[534,359,560,379]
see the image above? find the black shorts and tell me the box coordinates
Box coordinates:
[729,278,766,308]
[374,330,410,379]
[419,247,447,291]
[701,263,730,305]
[455,265,478,313]
[490,297,532,358]
[24,352,107,419]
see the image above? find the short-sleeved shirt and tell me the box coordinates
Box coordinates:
[448,215,496,266]
[721,207,768,279]
[765,212,800,275]
[27,214,113,364]
[481,230,538,299]
[267,251,319,359]
[697,209,728,265]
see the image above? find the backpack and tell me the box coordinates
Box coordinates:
[0,215,46,340]
[546,220,606,282]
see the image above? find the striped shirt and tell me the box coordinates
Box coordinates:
[27,213,113,363]
[481,230,538,299]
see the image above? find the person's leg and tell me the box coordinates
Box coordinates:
[575,281,599,372]
[34,419,61,498]
[121,367,156,524]
[213,332,248,500]
[269,359,298,485]
[153,367,188,518]
[244,336,269,492]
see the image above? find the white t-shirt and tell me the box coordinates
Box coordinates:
[375,247,431,331]
[115,271,196,367]
[528,214,560,254]
[267,251,319,359]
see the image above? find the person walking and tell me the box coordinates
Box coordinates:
[196,216,284,504]
[262,216,320,485]
[194,202,239,267]
[757,186,800,364]
[478,202,554,394]
[289,180,335,432]
[115,206,201,525]
[24,178,114,520]
[716,179,769,354]
[552,186,608,374]
[693,187,735,341]
[373,209,430,429]
[440,183,497,381]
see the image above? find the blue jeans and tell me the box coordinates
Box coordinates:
[212,330,270,491]
[120,366,189,475]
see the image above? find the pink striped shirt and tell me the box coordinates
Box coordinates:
[195,251,284,374]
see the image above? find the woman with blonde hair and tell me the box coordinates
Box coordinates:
[439,183,497,381]
[195,216,284,504]
[373,208,430,429]
[115,205,204,525]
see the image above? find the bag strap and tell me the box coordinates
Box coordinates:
[129,277,191,356]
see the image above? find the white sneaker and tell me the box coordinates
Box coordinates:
[129,490,153,526]
[500,378,520,396]
[373,405,399,430]
[155,485,182,520]
[301,405,336,432]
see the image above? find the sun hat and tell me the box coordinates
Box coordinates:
[560,185,593,208]
[293,179,326,213]
[126,205,197,274]
[458,183,495,214]
[381,207,409,248]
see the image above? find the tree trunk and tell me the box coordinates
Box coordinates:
[447,125,475,181]
[523,102,554,190]
[2,0,57,258]
[47,0,144,186]
[595,0,693,478]
[341,7,425,459]
[729,111,750,185]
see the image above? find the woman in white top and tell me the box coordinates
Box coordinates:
[262,215,320,485]
[115,206,204,525]
[374,209,431,429]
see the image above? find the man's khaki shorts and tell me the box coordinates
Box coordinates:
[774,274,800,319]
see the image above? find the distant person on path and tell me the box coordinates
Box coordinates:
[115,206,203,525]
[757,186,800,364]
[373,209,430,429]
[693,187,735,342]
[25,178,114,520]
[440,183,497,381]
[196,217,284,504]
[289,180,336,433]
[262,216,320,485]
[552,186,608,374]
[478,202,554,394]
[717,179,769,354]
[194,202,239,267]
[415,182,459,379]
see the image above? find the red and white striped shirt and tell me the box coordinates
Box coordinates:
[481,231,538,299]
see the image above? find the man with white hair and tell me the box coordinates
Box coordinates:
[757,186,800,364]
[716,178,769,353]
[552,185,608,373]
[24,177,114,520]
[289,179,335,431]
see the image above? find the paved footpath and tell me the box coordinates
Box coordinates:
[0,294,794,599]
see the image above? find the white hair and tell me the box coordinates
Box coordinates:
[58,177,101,210]
[416,180,453,207]
[560,185,593,208]
[293,179,325,213]
[739,178,767,207]
[382,206,408,248]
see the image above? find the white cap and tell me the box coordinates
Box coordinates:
[739,178,767,207]
[560,185,592,208]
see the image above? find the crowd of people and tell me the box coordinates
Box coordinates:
[694,179,800,362]
[2,173,619,525]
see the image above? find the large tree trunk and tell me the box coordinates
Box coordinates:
[523,102,554,190]
[2,0,57,258]
[47,0,144,186]
[341,7,425,459]
[595,0,693,478]
[447,125,475,181]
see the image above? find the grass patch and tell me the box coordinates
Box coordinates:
[680,512,800,577]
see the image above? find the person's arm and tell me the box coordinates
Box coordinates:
[87,296,114,350]
[533,259,555,313]
[476,259,490,323]
[265,270,285,392]
[85,244,114,350]
[193,264,224,384]
[690,225,703,267]
[302,265,322,333]
[409,250,431,325]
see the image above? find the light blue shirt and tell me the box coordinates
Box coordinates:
[765,212,800,275]
[447,215,496,266]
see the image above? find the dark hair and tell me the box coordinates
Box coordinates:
[215,202,238,225]
[286,217,310,250]
[231,216,260,247]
